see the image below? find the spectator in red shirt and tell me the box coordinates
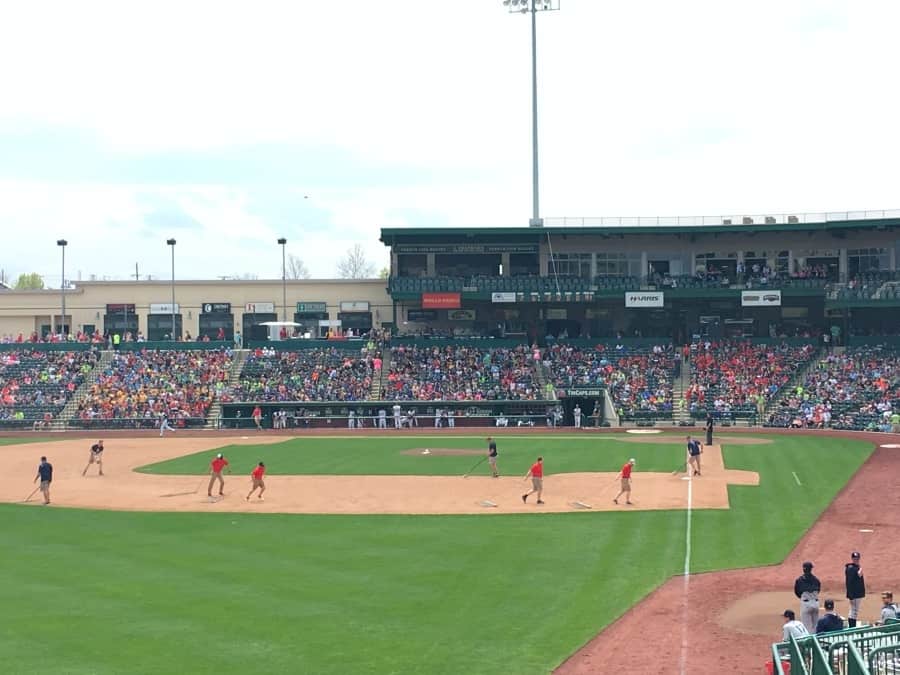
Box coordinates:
[521,456,544,505]
[246,462,266,501]
[613,458,636,505]
[208,453,230,498]
[252,406,263,430]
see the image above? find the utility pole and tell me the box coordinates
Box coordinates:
[133,263,140,282]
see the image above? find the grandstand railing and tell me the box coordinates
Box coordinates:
[543,209,900,227]
[772,622,900,675]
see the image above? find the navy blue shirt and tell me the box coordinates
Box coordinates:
[38,462,53,482]
[688,440,701,456]
[488,441,498,457]
[816,613,844,634]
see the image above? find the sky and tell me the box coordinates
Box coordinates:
[1,0,899,286]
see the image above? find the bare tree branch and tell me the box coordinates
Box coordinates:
[336,244,375,279]
[286,254,311,279]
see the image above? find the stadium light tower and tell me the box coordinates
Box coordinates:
[503,0,560,228]
[166,238,177,340]
[277,237,287,323]
[56,239,67,338]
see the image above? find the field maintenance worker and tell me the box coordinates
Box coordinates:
[613,458,636,505]
[794,561,821,633]
[521,456,544,504]
[487,437,499,477]
[687,436,703,476]
[82,440,105,477]
[208,453,229,497]
[246,462,266,501]
[845,551,866,628]
[35,456,53,505]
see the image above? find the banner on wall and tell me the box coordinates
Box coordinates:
[421,292,461,309]
[491,292,517,303]
[245,302,275,313]
[202,302,231,314]
[625,292,664,308]
[150,303,180,314]
[741,290,782,307]
[407,309,438,322]
[448,309,476,321]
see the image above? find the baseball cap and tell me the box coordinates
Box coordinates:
[216,453,223,459]
[803,561,814,569]
[629,458,636,464]
[851,551,861,559]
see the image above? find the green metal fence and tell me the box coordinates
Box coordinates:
[772,623,900,675]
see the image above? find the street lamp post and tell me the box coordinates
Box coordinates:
[56,239,68,338]
[166,238,177,340]
[278,238,287,323]
[503,0,559,228]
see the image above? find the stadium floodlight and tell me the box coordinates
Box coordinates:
[166,238,177,340]
[277,237,288,323]
[56,239,67,337]
[503,0,560,227]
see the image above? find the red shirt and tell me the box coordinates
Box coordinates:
[621,463,633,479]
[252,407,262,418]
[252,465,266,480]
[211,458,228,473]
[530,461,543,478]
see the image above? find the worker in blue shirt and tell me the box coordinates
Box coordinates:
[34,456,53,505]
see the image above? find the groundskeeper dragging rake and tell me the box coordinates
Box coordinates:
[463,456,488,478]
[21,486,41,503]
[160,476,206,498]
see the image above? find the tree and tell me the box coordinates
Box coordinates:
[378,266,390,279]
[286,254,311,280]
[337,244,375,279]
[14,272,44,290]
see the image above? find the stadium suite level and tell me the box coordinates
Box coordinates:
[3,215,900,343]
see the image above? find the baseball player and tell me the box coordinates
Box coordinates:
[845,551,866,628]
[246,462,266,501]
[573,405,582,429]
[613,458,636,505]
[687,436,703,476]
[486,437,499,478]
[794,561,821,633]
[782,609,810,641]
[208,453,230,498]
[521,456,544,504]
[82,440,105,477]
[159,413,175,437]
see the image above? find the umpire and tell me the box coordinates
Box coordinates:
[705,414,714,445]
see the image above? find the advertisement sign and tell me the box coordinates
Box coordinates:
[448,309,476,321]
[202,302,231,314]
[422,292,461,309]
[245,302,275,313]
[546,308,568,320]
[407,309,438,322]
[741,290,782,307]
[565,388,604,397]
[625,292,664,308]
[491,292,517,303]
[150,303,180,314]
[296,302,327,313]
[106,303,136,313]
[340,301,370,312]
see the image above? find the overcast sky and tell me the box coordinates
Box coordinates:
[1,0,898,286]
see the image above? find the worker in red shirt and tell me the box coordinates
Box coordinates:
[208,452,230,498]
[246,462,266,501]
[613,458,636,505]
[521,456,544,505]
[252,406,263,431]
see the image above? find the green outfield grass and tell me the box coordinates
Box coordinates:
[0,437,48,446]
[137,434,698,476]
[0,434,874,675]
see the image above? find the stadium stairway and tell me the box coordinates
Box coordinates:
[761,347,824,423]
[672,353,692,425]
[53,349,114,431]
[369,350,389,401]
[534,359,556,400]
[204,349,248,429]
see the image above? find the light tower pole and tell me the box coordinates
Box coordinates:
[503,0,559,228]
[56,239,68,337]
[278,238,287,323]
[166,238,177,339]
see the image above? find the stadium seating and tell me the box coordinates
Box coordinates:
[73,349,232,428]
[687,341,817,421]
[384,344,538,401]
[766,346,900,431]
[229,347,374,402]
[0,350,100,427]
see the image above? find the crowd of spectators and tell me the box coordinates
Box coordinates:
[767,347,900,431]
[0,350,100,424]
[74,349,232,427]
[543,343,675,417]
[228,347,375,402]
[687,341,816,419]
[384,345,537,401]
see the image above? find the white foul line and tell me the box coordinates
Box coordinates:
[679,474,693,675]
[792,471,802,487]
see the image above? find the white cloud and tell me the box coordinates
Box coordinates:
[1,0,899,283]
